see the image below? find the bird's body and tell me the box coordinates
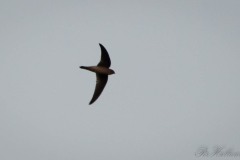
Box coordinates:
[80,44,115,105]
[80,66,114,75]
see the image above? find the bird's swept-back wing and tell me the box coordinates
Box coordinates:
[97,43,111,68]
[89,74,108,105]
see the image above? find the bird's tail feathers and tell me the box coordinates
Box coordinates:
[80,66,87,69]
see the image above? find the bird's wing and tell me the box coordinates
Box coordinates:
[89,74,108,105]
[97,43,111,68]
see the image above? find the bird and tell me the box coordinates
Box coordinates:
[80,43,115,105]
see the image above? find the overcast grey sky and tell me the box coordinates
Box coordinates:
[1,0,240,160]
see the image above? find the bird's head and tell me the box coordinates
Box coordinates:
[109,69,115,75]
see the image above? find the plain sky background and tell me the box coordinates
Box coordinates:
[1,0,240,159]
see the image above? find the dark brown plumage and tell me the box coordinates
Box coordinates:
[80,44,115,105]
